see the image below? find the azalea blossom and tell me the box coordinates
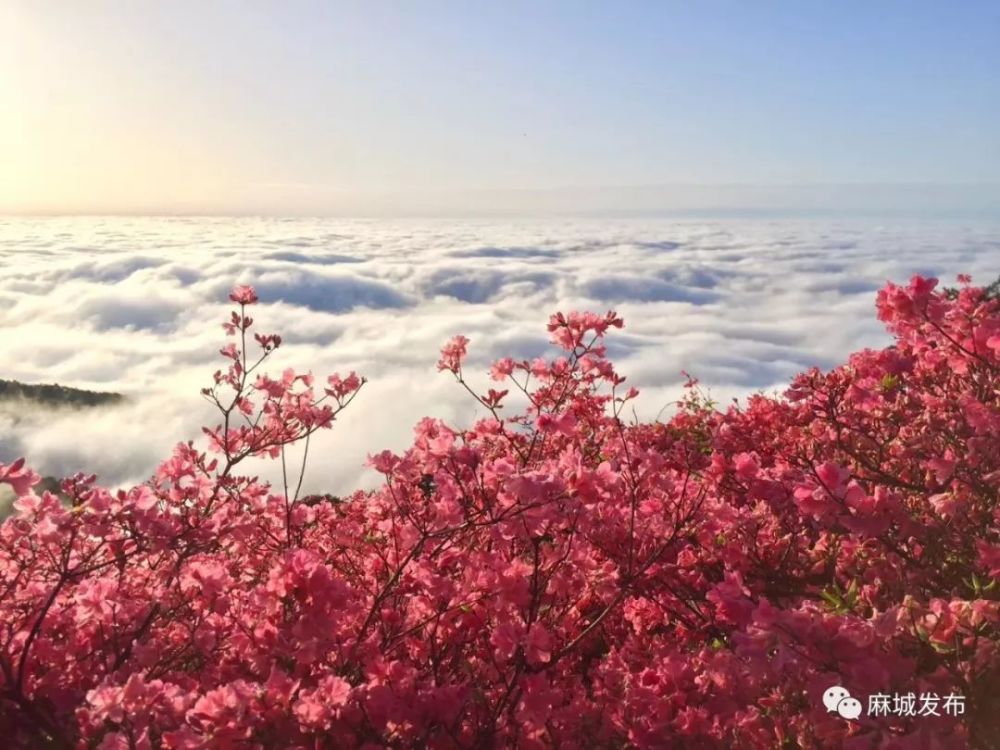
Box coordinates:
[228,284,259,305]
[1,276,998,748]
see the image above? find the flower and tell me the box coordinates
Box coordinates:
[437,335,469,373]
[490,357,515,381]
[228,284,259,305]
[7,275,1000,749]
[0,457,40,497]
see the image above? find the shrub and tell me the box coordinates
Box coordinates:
[1,276,998,748]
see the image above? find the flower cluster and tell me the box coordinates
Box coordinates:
[1,277,998,748]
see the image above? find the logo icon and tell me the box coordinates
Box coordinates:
[823,686,862,720]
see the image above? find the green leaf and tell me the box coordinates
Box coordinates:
[880,374,899,390]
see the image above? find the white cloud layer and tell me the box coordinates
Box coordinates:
[0,216,997,496]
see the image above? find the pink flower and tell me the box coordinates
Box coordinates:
[976,542,1000,577]
[536,410,576,436]
[490,357,515,381]
[733,452,760,481]
[293,676,351,729]
[293,691,329,728]
[529,357,549,379]
[325,371,363,400]
[0,458,40,497]
[928,492,963,518]
[490,621,523,661]
[367,450,400,474]
[925,457,956,483]
[437,335,470,373]
[229,284,259,305]
[7,277,1000,748]
[706,572,754,626]
[909,274,939,303]
[129,486,160,512]
[319,675,352,707]
[525,623,553,665]
[815,462,850,492]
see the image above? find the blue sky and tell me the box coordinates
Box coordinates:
[1,0,998,214]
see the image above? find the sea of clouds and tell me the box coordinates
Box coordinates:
[0,216,997,498]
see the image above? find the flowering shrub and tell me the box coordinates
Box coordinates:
[1,276,999,749]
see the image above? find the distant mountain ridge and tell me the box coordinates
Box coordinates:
[0,379,124,408]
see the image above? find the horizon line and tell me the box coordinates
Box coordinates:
[4,182,1000,220]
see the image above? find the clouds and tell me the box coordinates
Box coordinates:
[251,269,412,313]
[0,216,996,498]
[582,276,719,305]
[77,294,187,332]
[422,267,556,304]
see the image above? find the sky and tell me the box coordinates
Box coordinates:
[1,0,998,216]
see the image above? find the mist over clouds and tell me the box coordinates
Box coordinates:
[0,217,997,496]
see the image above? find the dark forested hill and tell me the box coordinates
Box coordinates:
[0,379,123,408]
[0,382,123,519]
